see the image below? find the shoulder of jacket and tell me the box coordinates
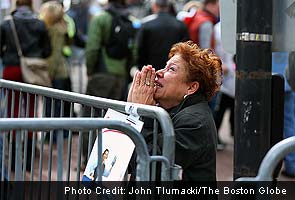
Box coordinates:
[175,102,208,118]
[93,10,111,19]
[90,11,112,27]
[175,18,187,27]
[141,14,157,24]
[171,110,204,130]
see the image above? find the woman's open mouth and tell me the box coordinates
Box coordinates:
[154,81,163,88]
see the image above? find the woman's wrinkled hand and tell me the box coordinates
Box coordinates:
[127,65,156,105]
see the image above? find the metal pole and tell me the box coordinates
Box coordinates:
[234,0,273,179]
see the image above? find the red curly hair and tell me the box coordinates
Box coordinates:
[168,41,223,100]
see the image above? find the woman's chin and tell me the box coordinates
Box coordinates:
[153,91,162,100]
[153,95,160,102]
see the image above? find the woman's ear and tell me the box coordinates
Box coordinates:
[187,81,199,95]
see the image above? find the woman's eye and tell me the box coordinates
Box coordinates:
[168,67,175,71]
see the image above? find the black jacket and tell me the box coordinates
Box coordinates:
[143,92,217,181]
[0,6,51,66]
[169,92,217,181]
[137,12,189,70]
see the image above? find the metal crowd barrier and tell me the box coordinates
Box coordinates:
[0,118,150,181]
[236,136,295,181]
[0,79,179,181]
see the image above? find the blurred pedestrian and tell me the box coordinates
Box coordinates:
[136,0,189,71]
[213,21,235,150]
[66,0,89,95]
[273,52,295,178]
[39,1,70,89]
[85,0,133,101]
[66,0,89,48]
[186,0,219,49]
[186,0,220,115]
[39,0,72,140]
[285,52,295,91]
[0,0,51,170]
[176,0,203,23]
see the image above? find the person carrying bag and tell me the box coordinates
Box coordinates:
[0,0,51,171]
[9,15,51,87]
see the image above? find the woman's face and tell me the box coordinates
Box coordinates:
[154,54,190,109]
[102,150,109,161]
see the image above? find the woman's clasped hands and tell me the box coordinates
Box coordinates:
[127,65,157,105]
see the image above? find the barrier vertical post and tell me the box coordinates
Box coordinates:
[57,130,63,181]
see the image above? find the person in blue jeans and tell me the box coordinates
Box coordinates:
[272,52,295,178]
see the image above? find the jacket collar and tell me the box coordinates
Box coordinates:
[202,8,217,19]
[157,11,169,16]
[167,92,207,118]
[13,6,37,19]
[107,3,129,17]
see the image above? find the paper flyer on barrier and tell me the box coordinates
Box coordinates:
[82,108,143,182]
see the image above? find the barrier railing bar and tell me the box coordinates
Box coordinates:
[76,130,83,181]
[8,130,12,181]
[236,136,295,181]
[96,110,104,182]
[0,79,175,180]
[30,94,38,181]
[96,129,103,182]
[7,90,14,180]
[151,119,158,181]
[23,130,28,180]
[87,107,95,162]
[48,98,54,181]
[57,100,64,181]
[38,96,46,181]
[1,89,8,181]
[66,102,74,182]
[15,91,23,181]
[0,118,151,181]
[57,130,63,181]
[22,93,30,179]
[150,155,170,170]
[1,132,5,181]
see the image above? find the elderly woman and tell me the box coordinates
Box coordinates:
[128,41,222,181]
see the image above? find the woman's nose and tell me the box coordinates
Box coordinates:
[156,69,164,78]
